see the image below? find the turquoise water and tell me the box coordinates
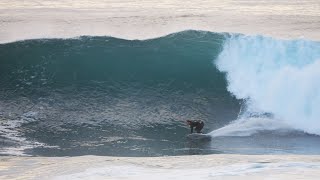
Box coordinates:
[0,31,320,156]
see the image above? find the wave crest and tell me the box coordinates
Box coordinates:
[215,35,320,135]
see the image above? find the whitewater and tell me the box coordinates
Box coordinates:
[211,35,320,136]
[1,0,320,179]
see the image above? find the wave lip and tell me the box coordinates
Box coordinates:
[215,35,320,135]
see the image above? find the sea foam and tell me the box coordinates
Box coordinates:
[213,35,320,136]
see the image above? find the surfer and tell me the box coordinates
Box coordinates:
[186,120,204,134]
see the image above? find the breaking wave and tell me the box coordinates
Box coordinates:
[0,30,319,156]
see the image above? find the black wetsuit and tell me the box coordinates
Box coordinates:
[189,120,204,133]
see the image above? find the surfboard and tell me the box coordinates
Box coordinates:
[186,133,212,141]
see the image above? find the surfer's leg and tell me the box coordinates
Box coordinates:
[195,122,204,133]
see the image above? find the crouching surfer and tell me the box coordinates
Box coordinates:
[186,120,204,134]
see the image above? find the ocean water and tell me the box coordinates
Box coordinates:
[1,30,320,156]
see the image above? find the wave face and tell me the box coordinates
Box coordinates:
[1,30,320,156]
[0,31,240,156]
[213,35,320,136]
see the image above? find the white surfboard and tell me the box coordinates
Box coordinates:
[186,133,212,141]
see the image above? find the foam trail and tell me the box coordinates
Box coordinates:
[209,117,292,137]
[213,35,320,135]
